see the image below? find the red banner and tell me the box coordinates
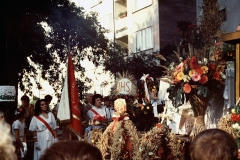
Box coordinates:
[67,53,82,136]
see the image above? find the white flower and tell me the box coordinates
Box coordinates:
[203,58,208,65]
[139,148,144,152]
[183,75,191,82]
[232,123,239,129]
[95,121,100,125]
[220,72,226,79]
[232,108,236,114]
[148,152,153,155]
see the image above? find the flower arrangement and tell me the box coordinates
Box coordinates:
[166,52,226,107]
[118,11,127,18]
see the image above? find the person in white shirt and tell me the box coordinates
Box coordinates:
[12,107,27,159]
[87,94,112,122]
[103,96,114,122]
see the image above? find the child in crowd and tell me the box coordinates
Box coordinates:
[12,107,27,160]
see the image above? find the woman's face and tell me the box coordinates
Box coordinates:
[40,101,47,112]
[95,98,102,108]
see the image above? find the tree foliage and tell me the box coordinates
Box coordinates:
[0,0,109,122]
[103,42,162,81]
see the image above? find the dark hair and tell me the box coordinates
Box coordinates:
[92,94,103,106]
[34,99,46,116]
[40,140,103,160]
[103,96,110,102]
[45,95,53,102]
[15,107,26,120]
[190,129,238,160]
[21,95,30,103]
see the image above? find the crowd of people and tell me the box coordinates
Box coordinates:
[0,93,239,160]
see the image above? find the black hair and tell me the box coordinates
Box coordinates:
[92,94,103,105]
[45,95,53,102]
[34,99,47,116]
[21,95,30,103]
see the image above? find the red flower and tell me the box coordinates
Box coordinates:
[183,83,191,93]
[156,123,162,128]
[189,56,200,69]
[195,68,203,75]
[199,75,208,84]
[212,72,220,80]
[208,63,216,71]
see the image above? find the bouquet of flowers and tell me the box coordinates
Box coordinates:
[166,54,226,108]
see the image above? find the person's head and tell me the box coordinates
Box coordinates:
[45,95,53,105]
[34,99,48,116]
[21,95,30,106]
[40,140,103,160]
[190,129,238,160]
[103,96,111,108]
[52,105,59,118]
[15,107,27,120]
[0,111,5,122]
[86,93,93,104]
[0,121,16,160]
[92,94,103,108]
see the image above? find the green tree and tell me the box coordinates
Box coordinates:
[0,0,108,122]
[103,42,162,81]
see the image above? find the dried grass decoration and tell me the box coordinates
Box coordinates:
[98,99,140,160]
[136,120,184,160]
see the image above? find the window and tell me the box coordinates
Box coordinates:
[90,0,102,7]
[132,0,152,12]
[133,27,153,52]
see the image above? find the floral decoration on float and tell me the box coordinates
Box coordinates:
[97,99,140,160]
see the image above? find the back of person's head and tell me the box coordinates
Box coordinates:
[21,95,30,103]
[92,94,103,106]
[40,140,103,160]
[190,129,238,160]
[45,95,53,103]
[0,121,16,160]
[14,107,26,120]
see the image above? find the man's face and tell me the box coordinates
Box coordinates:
[95,98,102,108]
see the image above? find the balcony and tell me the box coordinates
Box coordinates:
[115,16,128,39]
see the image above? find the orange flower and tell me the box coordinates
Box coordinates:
[199,75,208,84]
[212,72,220,80]
[177,72,184,80]
[183,83,191,93]
[173,77,180,84]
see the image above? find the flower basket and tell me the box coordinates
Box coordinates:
[188,94,210,137]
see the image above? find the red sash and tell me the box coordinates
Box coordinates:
[35,115,55,138]
[90,108,100,116]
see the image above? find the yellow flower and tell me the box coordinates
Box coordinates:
[141,106,144,110]
[177,139,181,143]
[177,72,184,80]
[201,66,208,74]
[232,108,236,114]
[147,106,150,109]
[189,70,195,77]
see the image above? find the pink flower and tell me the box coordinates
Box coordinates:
[191,73,201,82]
